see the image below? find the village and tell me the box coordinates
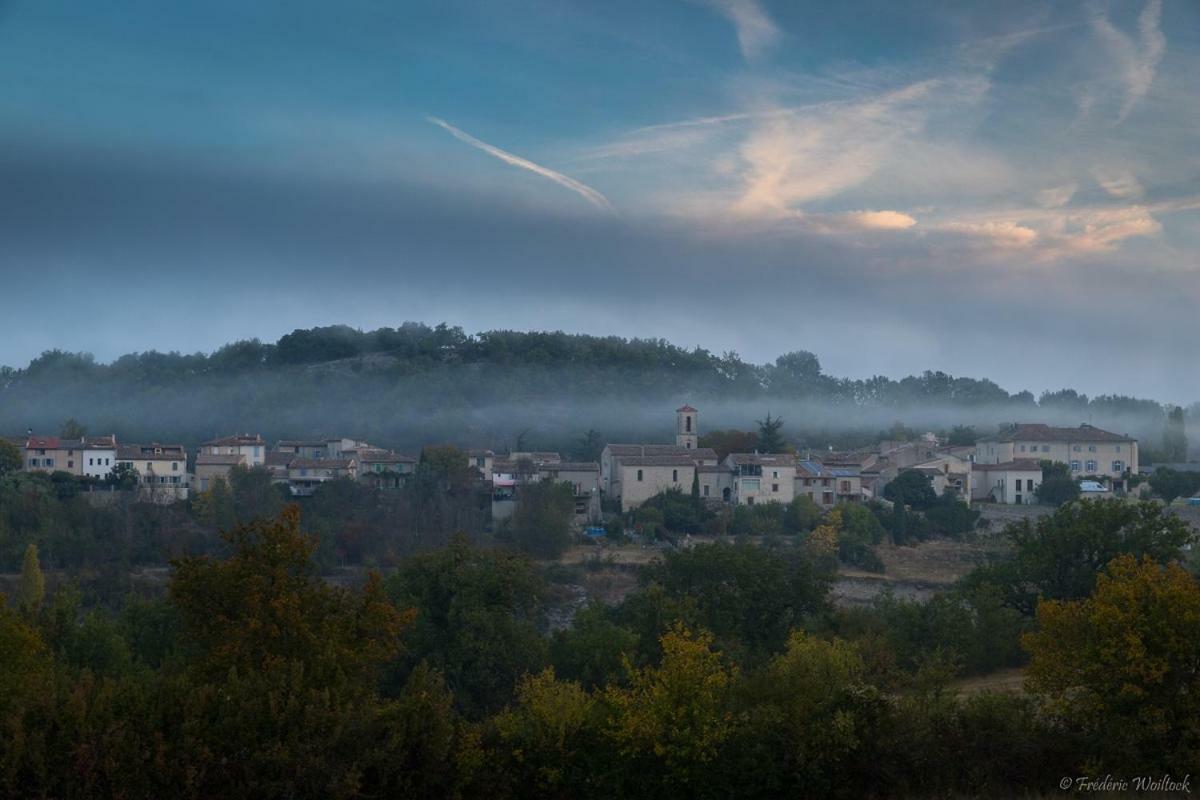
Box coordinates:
[6,404,1154,522]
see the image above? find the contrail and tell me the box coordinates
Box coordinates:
[427,116,614,212]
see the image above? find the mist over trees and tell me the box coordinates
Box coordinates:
[0,323,1191,456]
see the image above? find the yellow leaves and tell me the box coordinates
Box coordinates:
[805,522,839,557]
[605,625,736,771]
[1024,554,1200,767]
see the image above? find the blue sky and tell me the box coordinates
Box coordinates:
[1,0,1198,401]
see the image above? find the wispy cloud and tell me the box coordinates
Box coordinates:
[1092,167,1144,199]
[1089,0,1165,123]
[730,81,939,217]
[703,0,781,61]
[427,117,614,212]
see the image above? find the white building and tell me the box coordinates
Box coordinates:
[199,433,266,467]
[725,453,795,505]
[80,435,118,479]
[971,459,1043,504]
[976,424,1137,491]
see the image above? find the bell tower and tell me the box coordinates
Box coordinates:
[675,404,698,449]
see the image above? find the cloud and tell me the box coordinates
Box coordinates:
[1092,167,1144,199]
[841,210,917,230]
[942,220,1039,250]
[730,81,938,217]
[1089,0,1165,123]
[703,0,781,60]
[1036,183,1077,208]
[427,117,614,212]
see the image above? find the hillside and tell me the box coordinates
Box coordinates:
[0,322,1180,453]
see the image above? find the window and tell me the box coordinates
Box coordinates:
[746,496,755,505]
[803,478,812,486]
[1112,460,1124,473]
[1073,445,1081,452]
[637,469,643,482]
[67,460,73,469]
[1019,445,1026,452]
[88,458,93,466]
[686,442,692,449]
[28,458,37,468]
[840,480,851,492]
[1116,445,1122,452]
[300,468,308,477]
[685,416,692,432]
[1070,460,1080,471]
[742,479,760,492]
[45,458,54,468]
[1088,445,1097,452]
[1041,445,1050,452]
[254,446,262,457]
[672,469,678,482]
[1027,479,1034,491]
[822,478,831,487]
[822,491,833,504]
[703,485,710,497]
[1015,494,1022,504]
[172,462,178,471]
[1086,460,1097,472]
[772,470,779,478]
[772,483,779,492]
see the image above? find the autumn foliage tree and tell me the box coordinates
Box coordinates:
[1024,555,1200,774]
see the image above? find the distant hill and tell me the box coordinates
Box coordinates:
[0,322,1183,456]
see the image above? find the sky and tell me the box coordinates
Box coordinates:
[1,0,1198,402]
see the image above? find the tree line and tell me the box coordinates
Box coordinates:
[0,323,1188,455]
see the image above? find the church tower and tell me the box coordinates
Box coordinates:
[676,404,698,449]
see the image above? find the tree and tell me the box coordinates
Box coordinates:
[882,470,937,510]
[1034,461,1079,506]
[605,626,737,797]
[783,495,822,534]
[968,499,1195,615]
[17,543,45,617]
[168,507,413,795]
[1162,405,1188,463]
[756,414,786,453]
[947,425,976,446]
[698,430,759,460]
[1147,467,1200,504]
[627,542,830,660]
[924,494,980,537]
[104,461,140,490]
[385,536,547,716]
[1024,556,1200,773]
[507,480,576,559]
[0,439,21,477]
[491,668,600,799]
[572,429,603,462]
[60,417,86,439]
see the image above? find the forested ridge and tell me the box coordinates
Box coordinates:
[0,323,1182,453]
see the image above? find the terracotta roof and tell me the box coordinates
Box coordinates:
[982,424,1132,444]
[201,433,264,447]
[266,451,294,466]
[196,453,245,466]
[289,458,354,470]
[617,455,699,467]
[118,443,186,461]
[727,453,795,467]
[973,459,1043,472]
[607,444,719,461]
[539,461,600,472]
[25,436,61,449]
[82,435,117,449]
[677,404,698,413]
[275,439,328,449]
[353,449,416,464]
